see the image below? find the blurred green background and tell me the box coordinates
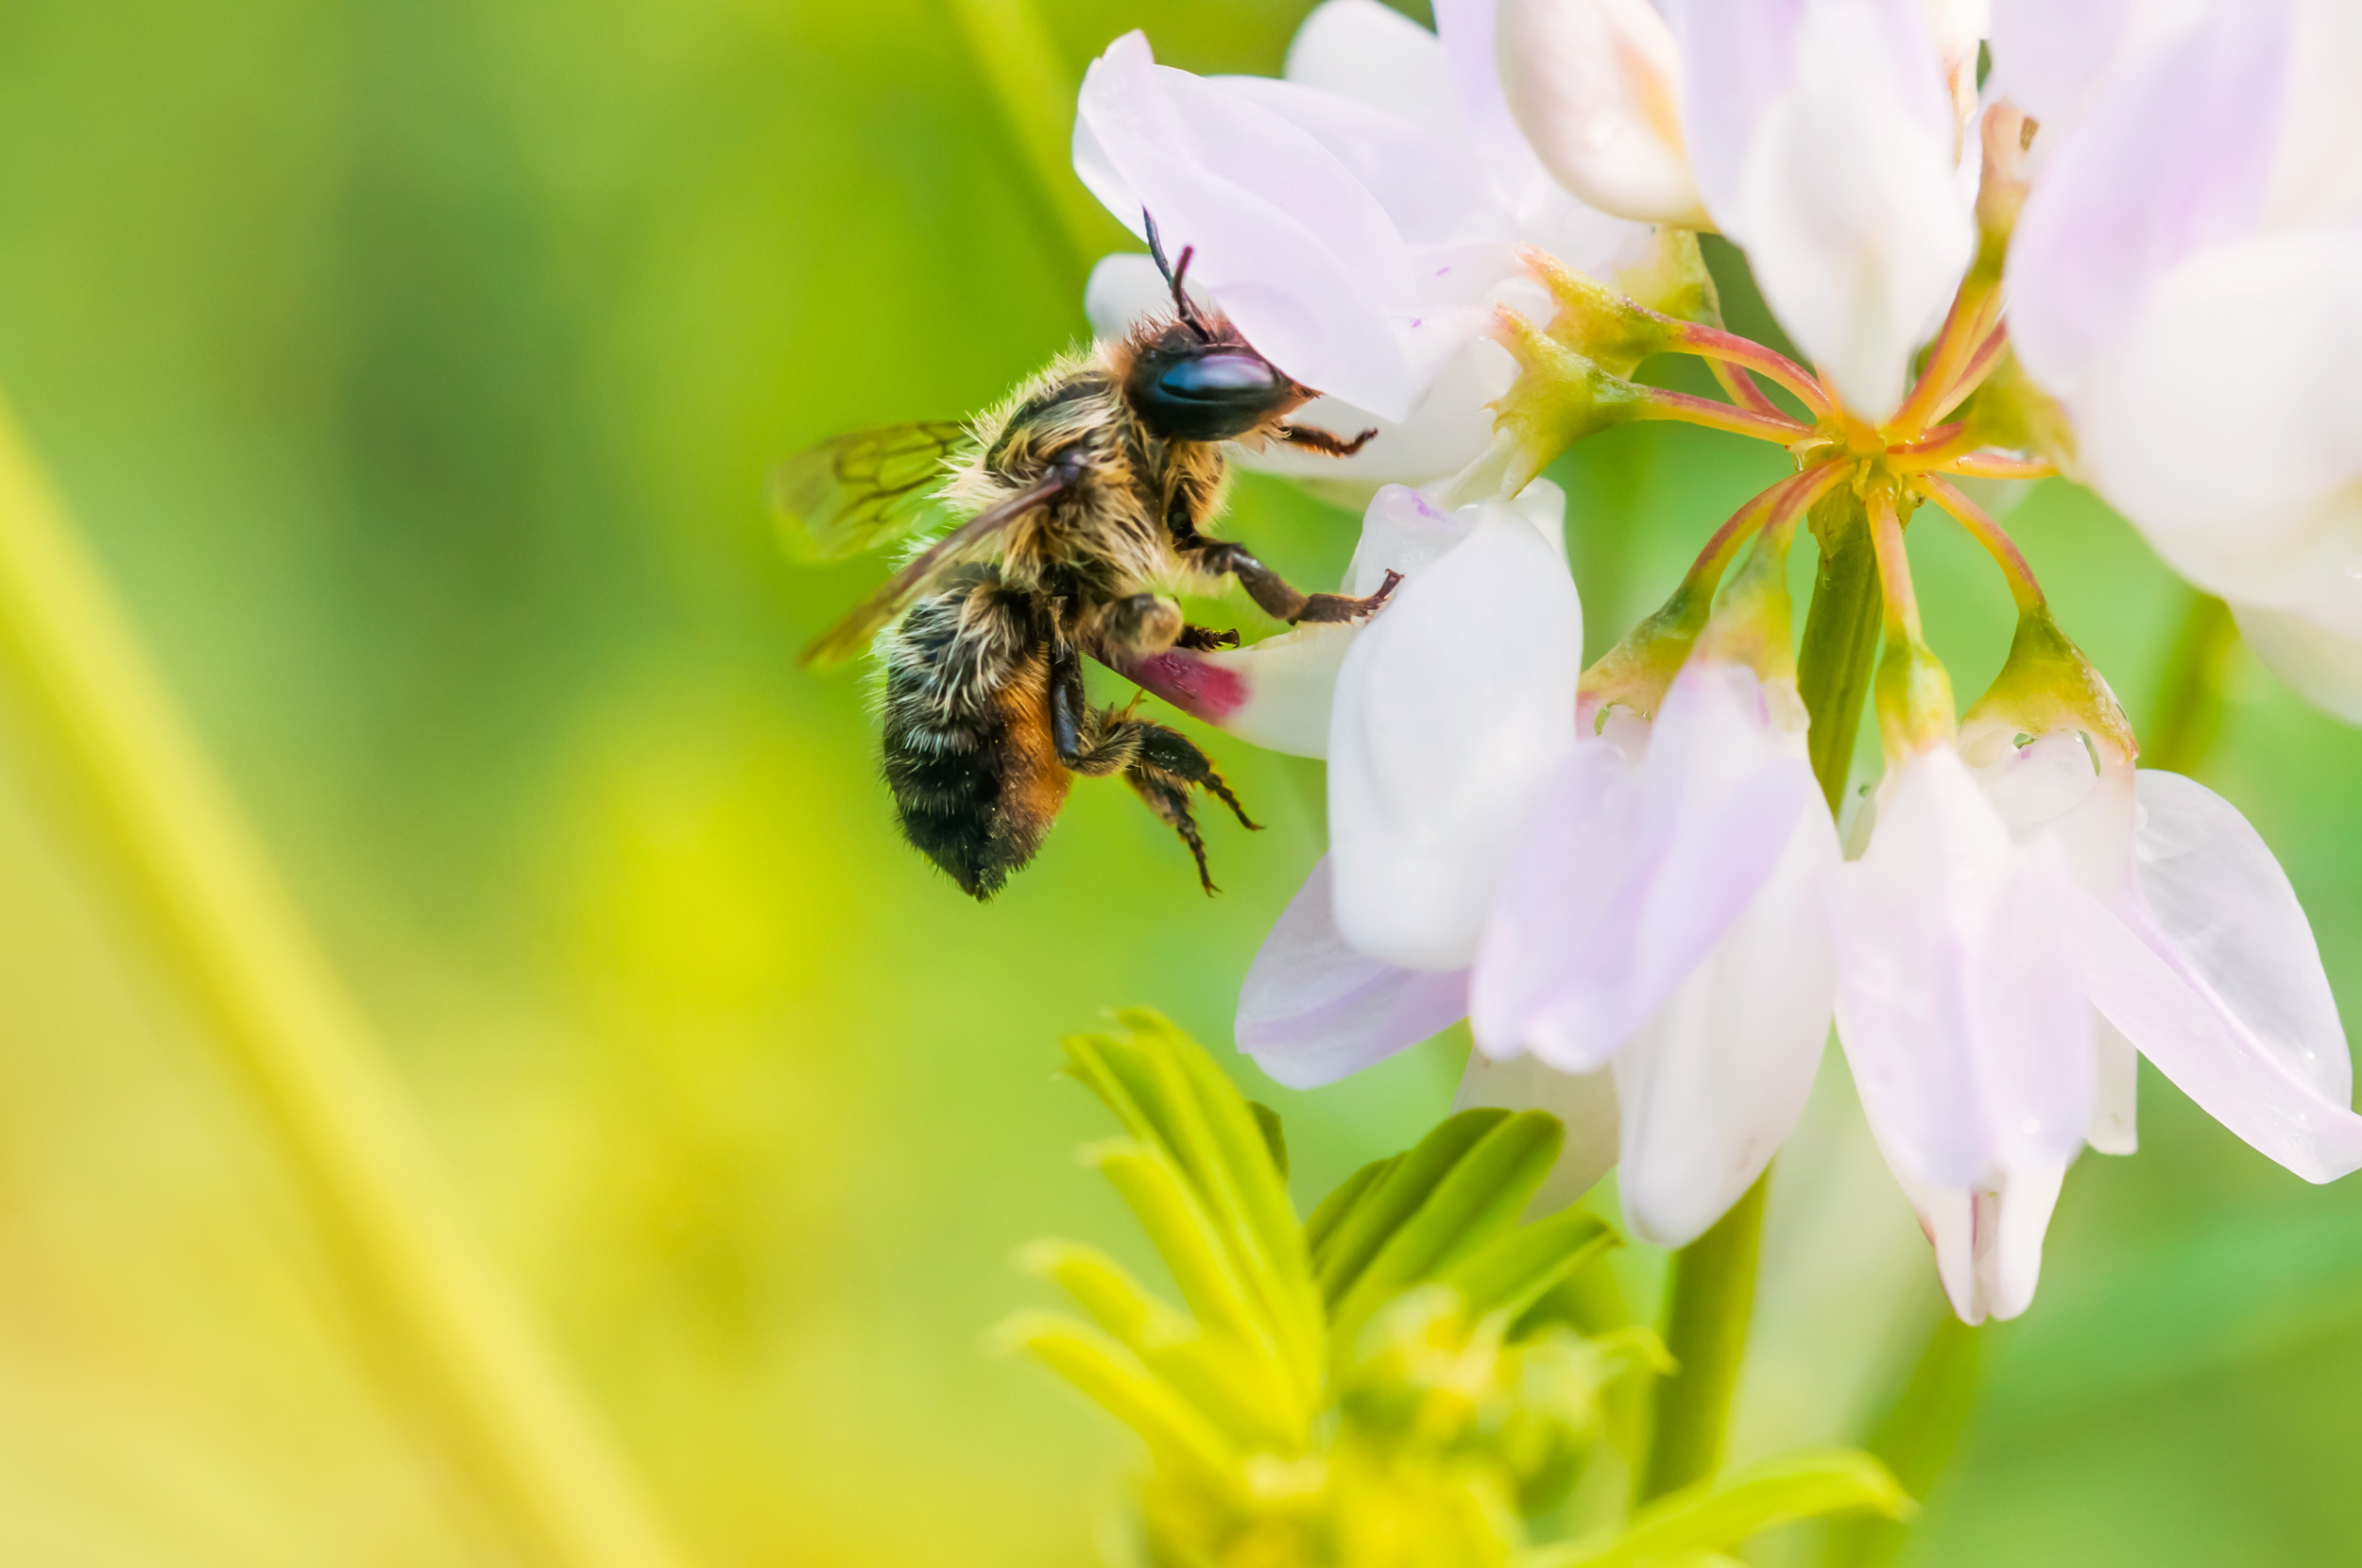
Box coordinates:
[0,1,2358,1563]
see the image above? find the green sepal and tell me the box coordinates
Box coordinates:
[1521,1449,1914,1568]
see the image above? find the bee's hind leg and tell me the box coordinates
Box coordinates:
[1122,722,1259,894]
[1048,645,1255,894]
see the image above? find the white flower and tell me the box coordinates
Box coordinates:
[1074,9,1649,485]
[1841,707,2362,1322]
[1473,658,1840,1247]
[1995,0,2362,720]
[1831,740,2096,1323]
[1494,0,1981,418]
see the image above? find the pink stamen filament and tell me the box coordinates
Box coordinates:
[1669,322,1832,417]
[1635,385,1811,444]
[1682,461,1849,595]
[1915,475,2045,614]
[1709,359,1785,419]
[1891,281,2001,438]
[1942,452,2057,480]
[1933,324,2010,419]
[1866,484,1926,643]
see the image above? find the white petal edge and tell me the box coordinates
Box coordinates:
[1454,1050,1621,1215]
[2066,771,2362,1183]
[1239,857,1471,1089]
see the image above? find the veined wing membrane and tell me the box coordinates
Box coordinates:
[799,470,1070,668]
[772,420,969,560]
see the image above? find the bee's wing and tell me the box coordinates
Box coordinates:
[771,421,971,561]
[798,469,1070,668]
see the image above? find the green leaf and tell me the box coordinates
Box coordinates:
[1119,1013,1318,1356]
[1316,1109,1511,1307]
[991,1312,1244,1491]
[1247,1100,1288,1179]
[1523,1450,1914,1568]
[1019,1240,1307,1449]
[1085,1139,1275,1364]
[1438,1209,1616,1324]
[1304,1154,1395,1264]
[1065,1018,1320,1370]
[1333,1111,1566,1337]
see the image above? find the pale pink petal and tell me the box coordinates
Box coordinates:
[2090,1015,2139,1154]
[1074,32,1426,418]
[2005,0,2294,401]
[1497,0,1706,225]
[1986,0,2131,125]
[1285,0,1466,139]
[1434,0,1573,220]
[1120,628,1354,759]
[1732,0,1975,418]
[1475,663,1825,1070]
[1880,1144,2067,1323]
[1216,77,1505,251]
[1831,750,2094,1190]
[2263,0,2362,229]
[2067,772,2362,1182]
[1239,858,1472,1089]
[1329,505,1583,970]
[1663,0,1806,224]
[1960,719,2138,898]
[1614,795,1838,1248]
[1454,1050,1621,1213]
[2076,230,2362,637]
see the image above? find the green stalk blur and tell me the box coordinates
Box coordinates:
[1640,1170,1771,1501]
[1824,1311,1983,1568]
[937,0,1125,283]
[0,396,687,1568]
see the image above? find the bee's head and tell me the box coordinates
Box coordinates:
[1123,327,1309,443]
[1122,211,1312,442]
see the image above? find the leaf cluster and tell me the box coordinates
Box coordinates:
[999,1011,1910,1568]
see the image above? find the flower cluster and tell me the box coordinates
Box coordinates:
[1076,0,2362,1323]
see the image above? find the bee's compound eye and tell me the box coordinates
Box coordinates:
[1130,349,1300,441]
[1156,351,1282,401]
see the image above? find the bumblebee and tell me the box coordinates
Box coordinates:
[776,220,1395,899]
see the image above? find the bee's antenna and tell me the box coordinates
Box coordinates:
[1143,208,1215,343]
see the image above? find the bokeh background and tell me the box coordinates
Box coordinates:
[1,1,2358,1563]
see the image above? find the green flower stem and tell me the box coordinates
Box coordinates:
[1637,487,1887,1505]
[938,0,1125,282]
[0,396,687,1568]
[1640,1170,1771,1501]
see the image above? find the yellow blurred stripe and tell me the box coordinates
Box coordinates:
[0,394,690,1568]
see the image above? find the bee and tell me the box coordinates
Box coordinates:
[775,216,1397,900]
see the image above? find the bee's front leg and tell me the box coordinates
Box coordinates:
[1188,539,1403,626]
